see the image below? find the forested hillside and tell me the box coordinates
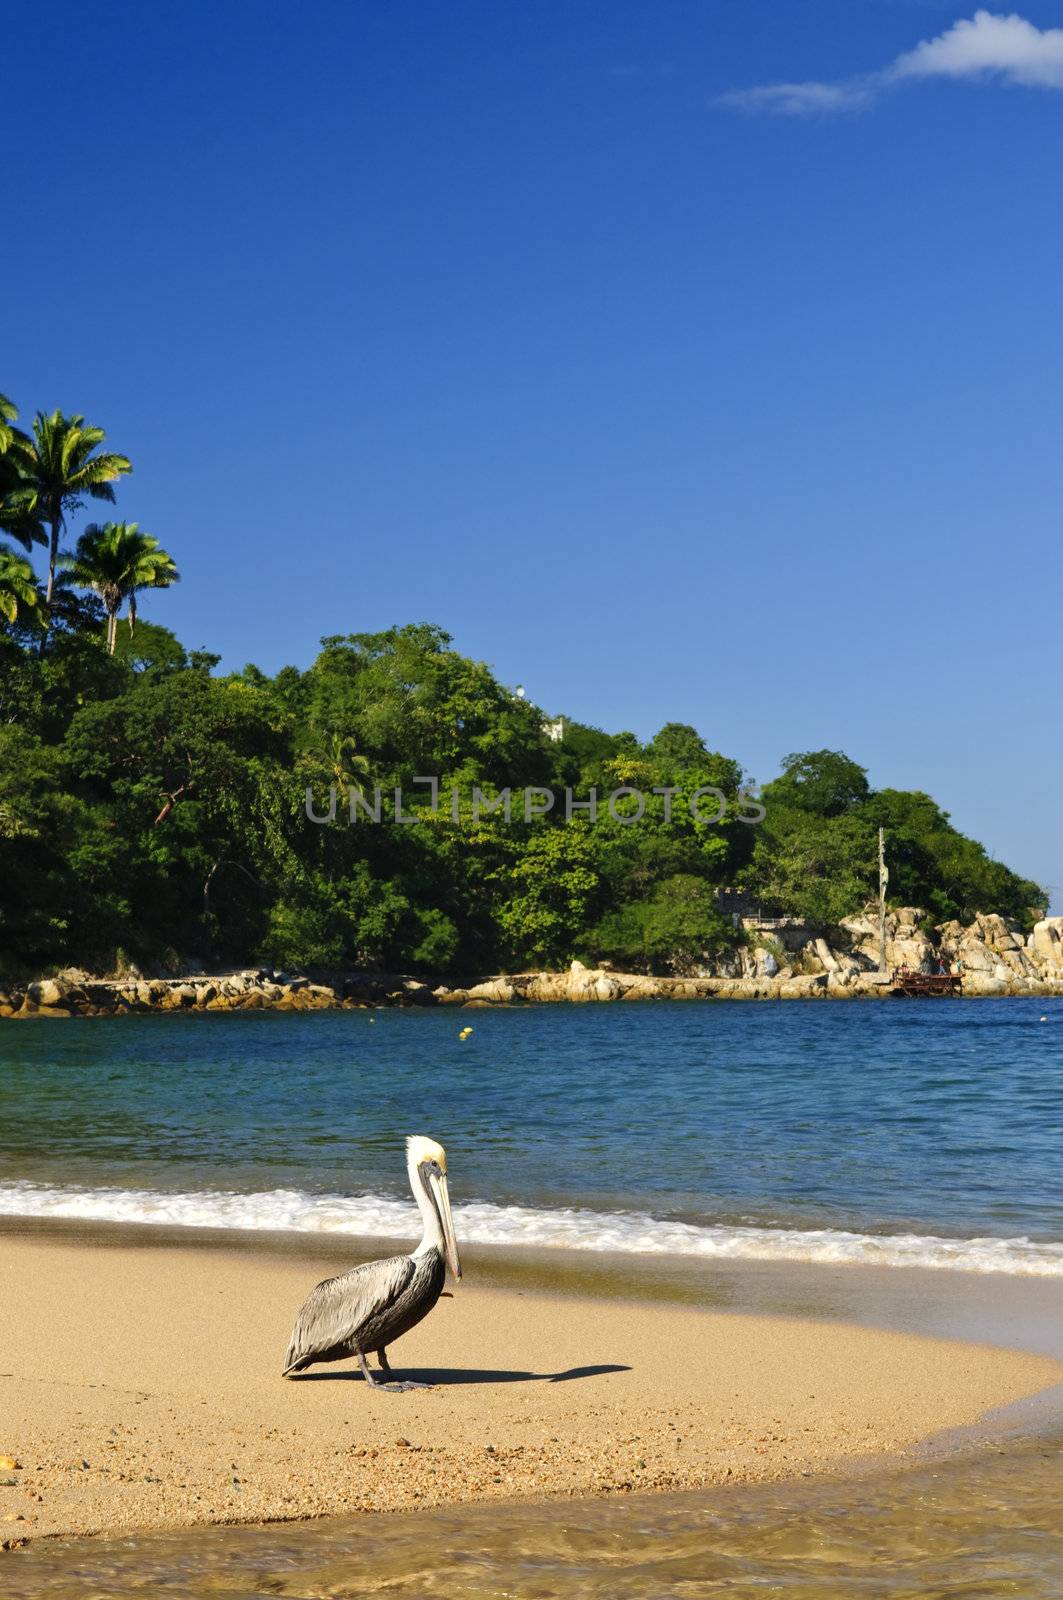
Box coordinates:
[0,389,1044,980]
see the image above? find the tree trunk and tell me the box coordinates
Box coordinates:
[45,515,59,606]
[107,606,118,654]
[38,513,61,657]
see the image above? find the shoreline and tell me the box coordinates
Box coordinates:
[2,1227,1061,1546]
[6,1212,1063,1355]
[5,975,1063,1019]
[4,908,1062,1017]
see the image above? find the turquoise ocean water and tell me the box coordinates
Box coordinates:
[1,997,1061,1273]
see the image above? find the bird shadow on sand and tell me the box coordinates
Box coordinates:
[289,1363,631,1386]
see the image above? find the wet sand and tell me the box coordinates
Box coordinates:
[1,1230,1060,1542]
[10,1432,1063,1600]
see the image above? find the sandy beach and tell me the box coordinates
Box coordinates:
[1,1231,1059,1544]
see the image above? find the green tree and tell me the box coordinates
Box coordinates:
[61,521,179,653]
[307,625,551,789]
[646,722,710,772]
[748,806,877,925]
[588,874,735,975]
[494,825,600,967]
[0,393,45,553]
[5,410,131,607]
[0,546,41,628]
[0,393,17,454]
[61,672,294,961]
[301,732,371,788]
[763,750,870,818]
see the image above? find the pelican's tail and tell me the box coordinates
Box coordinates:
[282,1332,311,1377]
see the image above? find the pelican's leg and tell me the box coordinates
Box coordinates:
[357,1350,387,1388]
[361,1347,432,1393]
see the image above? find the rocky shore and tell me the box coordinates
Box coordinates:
[445,907,1063,1005]
[2,910,1061,1018]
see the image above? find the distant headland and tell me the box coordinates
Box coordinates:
[0,391,1049,994]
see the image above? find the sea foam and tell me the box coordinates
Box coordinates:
[1,1181,1062,1276]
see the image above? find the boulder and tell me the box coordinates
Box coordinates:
[535,973,571,1001]
[956,938,996,974]
[962,973,1010,996]
[974,912,1023,952]
[397,980,436,1007]
[998,947,1040,979]
[851,973,892,997]
[618,975,665,1000]
[1031,919,1063,970]
[780,973,830,998]
[464,978,516,1004]
[28,979,66,1008]
[894,906,926,927]
[886,936,935,971]
[813,938,839,972]
[565,966,621,1001]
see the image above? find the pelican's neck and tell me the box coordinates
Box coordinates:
[408,1151,442,1259]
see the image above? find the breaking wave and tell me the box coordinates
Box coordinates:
[2,1180,1062,1276]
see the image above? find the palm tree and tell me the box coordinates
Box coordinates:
[0,545,41,628]
[5,410,131,604]
[0,393,17,454]
[0,394,45,554]
[323,734,371,786]
[300,732,372,787]
[60,522,179,653]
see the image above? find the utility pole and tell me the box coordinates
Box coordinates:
[878,827,888,973]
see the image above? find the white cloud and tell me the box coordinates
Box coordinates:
[721,10,1063,115]
[720,80,872,116]
[890,9,1063,87]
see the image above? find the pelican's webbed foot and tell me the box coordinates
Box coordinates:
[358,1351,433,1393]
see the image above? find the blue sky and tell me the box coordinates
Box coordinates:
[5,2,1062,906]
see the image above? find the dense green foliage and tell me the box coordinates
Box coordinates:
[0,388,1046,979]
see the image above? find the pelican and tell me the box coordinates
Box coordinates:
[282,1135,461,1392]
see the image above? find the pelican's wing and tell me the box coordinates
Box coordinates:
[282,1253,414,1374]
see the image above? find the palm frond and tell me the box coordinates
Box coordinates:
[0,393,17,453]
[0,542,41,626]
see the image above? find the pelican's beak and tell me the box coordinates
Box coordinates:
[430,1169,462,1282]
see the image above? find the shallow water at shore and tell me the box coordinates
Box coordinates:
[7,1434,1063,1599]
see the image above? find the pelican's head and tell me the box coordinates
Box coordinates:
[406,1135,461,1282]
